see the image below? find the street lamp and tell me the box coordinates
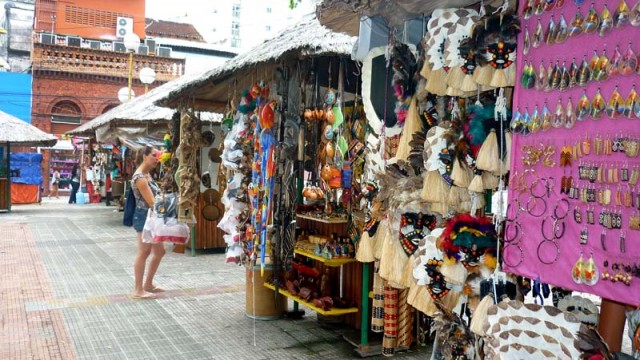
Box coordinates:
[123,33,140,102]
[118,87,135,103]
[139,67,156,93]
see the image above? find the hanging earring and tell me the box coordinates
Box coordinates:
[620,42,638,76]
[595,48,610,81]
[624,85,639,118]
[591,88,606,119]
[522,108,532,136]
[559,60,570,91]
[566,97,576,128]
[583,252,600,286]
[607,86,624,119]
[615,0,631,27]
[602,260,610,280]
[631,0,640,26]
[572,252,585,284]
[510,108,523,133]
[536,61,547,90]
[534,0,545,15]
[542,102,552,131]
[523,26,531,56]
[550,60,561,89]
[576,89,591,120]
[521,62,536,89]
[553,98,566,128]
[556,14,569,43]
[533,19,544,48]
[524,0,534,19]
[577,55,592,86]
[570,7,585,37]
[584,3,601,33]
[568,57,578,88]
[598,4,614,37]
[530,105,542,133]
[545,15,557,45]
[608,46,623,78]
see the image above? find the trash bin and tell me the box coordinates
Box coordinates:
[245,264,287,320]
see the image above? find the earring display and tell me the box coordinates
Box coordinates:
[508,0,640,306]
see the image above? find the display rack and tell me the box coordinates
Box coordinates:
[293,248,355,267]
[296,213,348,224]
[263,283,358,316]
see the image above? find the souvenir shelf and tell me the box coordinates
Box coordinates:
[263,283,358,316]
[293,248,356,267]
[296,213,348,224]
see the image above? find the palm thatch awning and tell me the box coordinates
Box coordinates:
[317,0,506,36]
[66,69,220,137]
[154,15,357,110]
[0,110,58,147]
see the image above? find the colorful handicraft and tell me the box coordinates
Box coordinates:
[398,213,437,256]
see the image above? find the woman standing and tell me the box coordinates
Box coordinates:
[50,170,60,199]
[131,146,163,299]
[68,165,80,204]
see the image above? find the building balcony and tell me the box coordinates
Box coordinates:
[32,42,185,82]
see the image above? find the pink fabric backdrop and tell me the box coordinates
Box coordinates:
[506,0,640,306]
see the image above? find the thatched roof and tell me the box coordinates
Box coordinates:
[154,15,357,109]
[66,69,214,137]
[0,110,58,147]
[318,0,506,36]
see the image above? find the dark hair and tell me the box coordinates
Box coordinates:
[136,145,155,165]
[71,165,78,178]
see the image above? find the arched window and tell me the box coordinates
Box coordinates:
[102,103,118,114]
[51,101,82,124]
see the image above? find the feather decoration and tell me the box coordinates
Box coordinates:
[431,300,477,360]
[575,325,615,360]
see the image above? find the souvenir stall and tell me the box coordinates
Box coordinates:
[0,109,57,211]
[315,0,640,358]
[155,17,380,329]
[48,136,80,193]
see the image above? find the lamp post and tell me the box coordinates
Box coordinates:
[123,33,140,101]
[139,67,156,93]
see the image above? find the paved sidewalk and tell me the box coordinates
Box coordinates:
[0,197,429,360]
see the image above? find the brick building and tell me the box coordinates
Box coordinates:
[31,0,186,194]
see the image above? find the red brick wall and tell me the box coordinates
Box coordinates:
[32,74,146,195]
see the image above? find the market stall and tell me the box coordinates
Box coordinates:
[67,76,226,252]
[0,109,57,211]
[154,16,378,330]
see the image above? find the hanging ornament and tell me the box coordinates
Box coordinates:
[614,0,631,27]
[577,55,592,86]
[533,19,544,48]
[570,7,585,37]
[523,26,531,55]
[598,4,614,37]
[545,15,557,45]
[560,61,571,91]
[569,57,579,88]
[566,97,577,128]
[546,61,555,91]
[541,102,553,131]
[595,48,610,81]
[631,0,640,26]
[607,86,625,118]
[557,0,565,8]
[521,62,536,89]
[576,90,591,120]
[534,0,545,15]
[522,109,532,136]
[510,109,524,133]
[530,105,542,133]
[524,0,534,19]
[624,85,639,118]
[608,46,623,78]
[536,61,548,90]
[591,88,606,119]
[620,42,638,75]
[555,15,569,43]
[553,98,566,128]
[545,0,557,11]
[582,253,600,286]
[550,60,561,90]
[584,3,600,33]
[572,253,585,284]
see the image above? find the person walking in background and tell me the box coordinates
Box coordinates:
[69,165,80,204]
[49,170,60,199]
[130,146,163,299]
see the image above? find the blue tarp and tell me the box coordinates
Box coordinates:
[10,153,43,185]
[0,73,32,123]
